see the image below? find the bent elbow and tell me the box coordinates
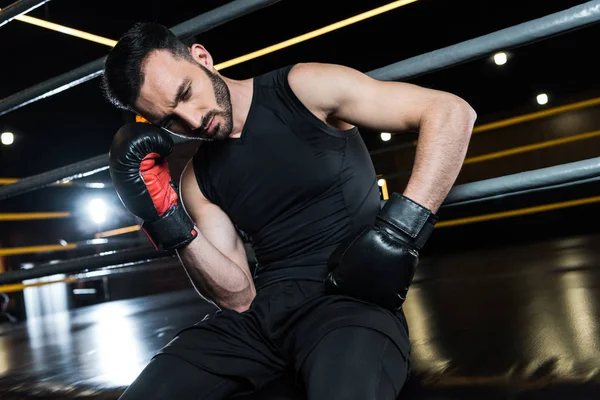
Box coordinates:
[230,302,253,313]
[434,93,477,138]
[221,284,256,312]
[463,101,477,127]
[449,94,477,129]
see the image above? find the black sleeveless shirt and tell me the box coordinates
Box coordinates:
[192,65,380,286]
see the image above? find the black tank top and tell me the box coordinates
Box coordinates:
[192,65,380,287]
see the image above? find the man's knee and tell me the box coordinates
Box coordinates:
[301,327,408,400]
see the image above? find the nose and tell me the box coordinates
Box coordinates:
[177,103,203,131]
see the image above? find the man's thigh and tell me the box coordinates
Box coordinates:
[299,326,409,400]
[290,289,411,370]
[156,308,287,392]
[119,354,242,400]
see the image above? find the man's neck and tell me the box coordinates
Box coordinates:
[223,76,254,139]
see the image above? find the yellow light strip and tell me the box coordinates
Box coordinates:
[214,0,419,70]
[463,129,600,165]
[95,224,141,238]
[380,180,389,200]
[0,212,71,221]
[2,0,417,58]
[437,196,600,228]
[472,97,600,134]
[0,277,78,294]
[0,178,71,186]
[0,7,117,47]
[0,243,77,256]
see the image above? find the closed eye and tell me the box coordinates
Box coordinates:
[161,84,192,129]
[181,85,192,101]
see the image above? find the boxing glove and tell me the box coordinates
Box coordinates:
[109,122,197,251]
[324,192,437,311]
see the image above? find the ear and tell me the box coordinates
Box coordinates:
[189,44,214,69]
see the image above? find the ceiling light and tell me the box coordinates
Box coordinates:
[1,132,14,145]
[493,52,507,66]
[380,132,392,141]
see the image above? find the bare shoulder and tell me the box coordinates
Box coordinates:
[288,62,363,84]
[287,62,363,127]
[287,62,363,101]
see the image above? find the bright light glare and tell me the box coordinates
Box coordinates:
[86,238,109,245]
[537,93,549,105]
[86,182,106,189]
[380,132,392,142]
[88,198,107,224]
[1,132,14,145]
[493,52,507,65]
[377,179,387,187]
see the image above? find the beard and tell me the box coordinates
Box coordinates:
[193,63,234,141]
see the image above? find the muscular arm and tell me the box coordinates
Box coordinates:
[289,63,477,213]
[176,161,255,312]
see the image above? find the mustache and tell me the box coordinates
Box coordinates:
[193,110,221,136]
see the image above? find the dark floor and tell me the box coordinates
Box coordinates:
[1,233,600,399]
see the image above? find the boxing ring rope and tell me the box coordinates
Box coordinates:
[0,154,109,200]
[0,246,168,285]
[0,0,282,117]
[0,237,148,256]
[2,0,600,201]
[0,0,50,28]
[1,156,599,285]
[368,1,600,81]
[378,128,600,183]
[0,257,183,294]
[443,157,600,207]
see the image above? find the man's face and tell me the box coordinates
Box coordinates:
[135,49,233,140]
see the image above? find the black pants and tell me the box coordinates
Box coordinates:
[120,280,411,399]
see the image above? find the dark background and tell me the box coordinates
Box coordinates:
[2,4,600,395]
[1,0,599,274]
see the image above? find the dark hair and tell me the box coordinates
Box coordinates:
[101,22,194,111]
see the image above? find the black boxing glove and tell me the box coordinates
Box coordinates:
[109,122,197,251]
[324,192,437,311]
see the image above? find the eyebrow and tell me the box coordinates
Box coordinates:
[156,79,190,127]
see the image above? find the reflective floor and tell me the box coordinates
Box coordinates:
[1,234,599,399]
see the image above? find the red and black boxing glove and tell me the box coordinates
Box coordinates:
[109,122,197,251]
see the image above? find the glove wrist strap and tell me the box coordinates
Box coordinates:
[377,193,438,250]
[142,205,197,251]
